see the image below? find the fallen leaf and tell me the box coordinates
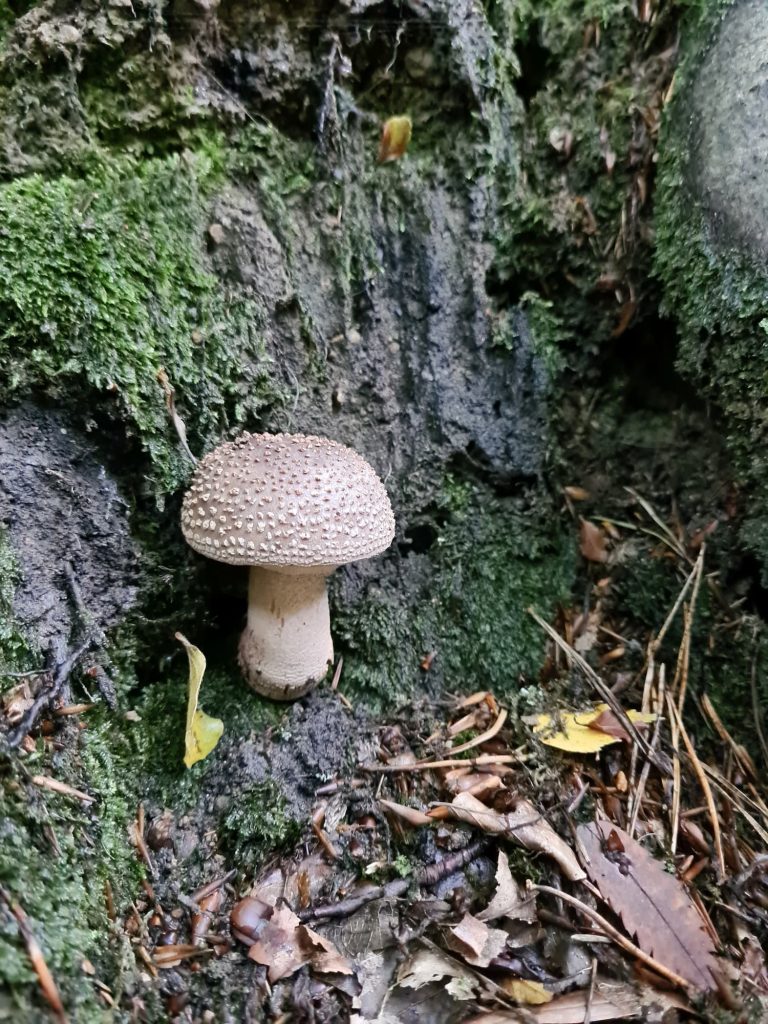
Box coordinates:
[499,978,552,1005]
[378,115,412,163]
[477,851,537,923]
[176,633,223,768]
[397,948,477,996]
[248,903,355,983]
[579,519,609,562]
[533,704,655,754]
[446,791,585,881]
[445,913,508,967]
[577,820,720,990]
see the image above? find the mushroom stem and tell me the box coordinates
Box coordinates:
[238,566,334,700]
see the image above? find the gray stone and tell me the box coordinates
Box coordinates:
[687,0,768,256]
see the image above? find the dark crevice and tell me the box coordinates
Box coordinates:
[514,24,553,109]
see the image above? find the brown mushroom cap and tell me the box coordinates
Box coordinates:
[181,432,395,569]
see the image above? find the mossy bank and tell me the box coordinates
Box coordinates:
[0,0,580,1017]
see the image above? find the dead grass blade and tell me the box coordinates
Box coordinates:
[666,696,726,880]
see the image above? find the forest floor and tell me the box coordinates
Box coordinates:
[3,389,768,1023]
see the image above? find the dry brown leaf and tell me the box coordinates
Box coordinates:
[588,707,633,742]
[248,904,354,983]
[445,913,508,967]
[579,519,608,562]
[577,820,720,990]
[448,792,585,881]
[477,850,537,924]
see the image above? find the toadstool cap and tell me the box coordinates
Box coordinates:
[181,432,395,569]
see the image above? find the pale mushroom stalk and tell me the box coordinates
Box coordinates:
[238,565,334,700]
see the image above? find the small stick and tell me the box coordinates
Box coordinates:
[583,957,598,1024]
[359,753,522,773]
[531,884,691,991]
[6,639,92,748]
[297,841,485,923]
[628,664,666,837]
[0,887,67,1022]
[31,775,94,804]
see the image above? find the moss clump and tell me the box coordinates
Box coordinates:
[220,780,302,869]
[0,152,286,500]
[334,483,576,708]
[0,530,36,678]
[489,0,652,349]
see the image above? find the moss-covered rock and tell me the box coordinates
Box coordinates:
[654,0,768,578]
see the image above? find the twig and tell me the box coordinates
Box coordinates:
[297,841,486,922]
[132,804,157,879]
[359,753,522,773]
[330,656,344,691]
[645,547,703,690]
[5,639,92,748]
[531,884,691,991]
[0,887,67,1022]
[584,957,598,1024]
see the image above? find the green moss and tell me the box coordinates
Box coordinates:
[0,529,36,678]
[334,487,576,709]
[220,780,302,869]
[0,152,286,500]
[128,660,284,809]
[0,715,144,1021]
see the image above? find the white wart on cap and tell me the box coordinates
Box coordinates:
[181,432,395,699]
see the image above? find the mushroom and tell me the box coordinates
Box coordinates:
[181,432,395,700]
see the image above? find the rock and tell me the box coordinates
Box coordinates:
[0,405,137,655]
[655,0,768,578]
[685,0,768,255]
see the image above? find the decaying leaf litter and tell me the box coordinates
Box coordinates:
[5,489,767,1022]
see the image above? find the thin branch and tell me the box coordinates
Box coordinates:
[532,884,691,991]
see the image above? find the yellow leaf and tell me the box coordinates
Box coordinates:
[176,632,223,768]
[500,978,553,1005]
[532,704,655,754]
[378,115,412,163]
